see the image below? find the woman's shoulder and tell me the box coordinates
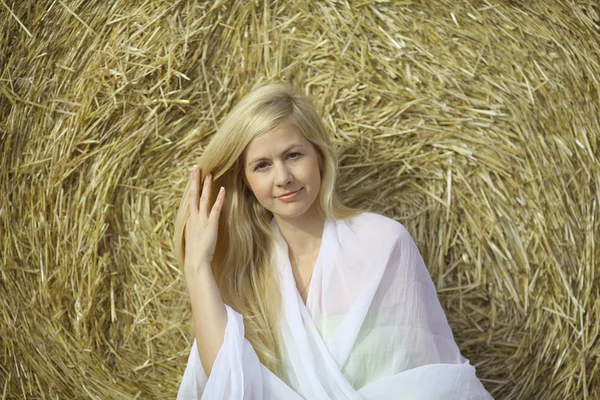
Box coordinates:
[337,211,409,242]
[333,212,415,272]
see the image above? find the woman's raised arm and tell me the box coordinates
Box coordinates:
[184,165,227,376]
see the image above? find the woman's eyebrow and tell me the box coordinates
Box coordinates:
[248,143,304,166]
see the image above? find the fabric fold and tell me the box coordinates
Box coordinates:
[177,212,494,400]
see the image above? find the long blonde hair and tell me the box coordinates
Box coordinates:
[173,82,365,374]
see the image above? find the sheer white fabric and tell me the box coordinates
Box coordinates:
[177,212,493,399]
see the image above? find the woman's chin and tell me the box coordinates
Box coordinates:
[272,202,320,221]
[273,208,306,220]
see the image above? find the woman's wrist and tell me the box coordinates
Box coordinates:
[184,260,211,273]
[184,262,213,293]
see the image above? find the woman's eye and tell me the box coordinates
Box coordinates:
[254,153,302,171]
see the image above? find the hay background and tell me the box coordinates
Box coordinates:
[1,0,599,398]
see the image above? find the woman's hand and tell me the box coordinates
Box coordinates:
[184,166,226,274]
[182,166,229,375]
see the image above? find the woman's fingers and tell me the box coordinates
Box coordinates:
[189,168,224,224]
[199,172,212,219]
[189,166,201,216]
[209,186,226,226]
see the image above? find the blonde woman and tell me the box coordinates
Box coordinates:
[174,82,493,399]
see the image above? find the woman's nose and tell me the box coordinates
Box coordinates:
[274,163,293,185]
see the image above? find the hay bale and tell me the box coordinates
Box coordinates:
[1,0,598,398]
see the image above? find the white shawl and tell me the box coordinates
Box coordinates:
[177,212,493,399]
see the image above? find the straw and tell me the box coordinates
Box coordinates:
[1,0,599,398]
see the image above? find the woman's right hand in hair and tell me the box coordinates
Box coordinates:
[184,166,226,273]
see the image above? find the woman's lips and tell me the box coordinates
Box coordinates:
[277,188,302,201]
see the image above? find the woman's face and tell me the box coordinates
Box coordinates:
[243,122,321,220]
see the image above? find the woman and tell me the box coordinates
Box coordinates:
[173,82,493,399]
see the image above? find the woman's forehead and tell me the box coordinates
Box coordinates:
[244,124,307,158]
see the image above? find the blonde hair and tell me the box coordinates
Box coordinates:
[173,82,366,374]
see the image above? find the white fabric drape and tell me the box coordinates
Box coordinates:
[177,212,493,399]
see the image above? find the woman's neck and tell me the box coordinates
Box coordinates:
[274,208,325,263]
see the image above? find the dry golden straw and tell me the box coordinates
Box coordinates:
[1,0,599,399]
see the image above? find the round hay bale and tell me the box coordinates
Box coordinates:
[1,0,598,399]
